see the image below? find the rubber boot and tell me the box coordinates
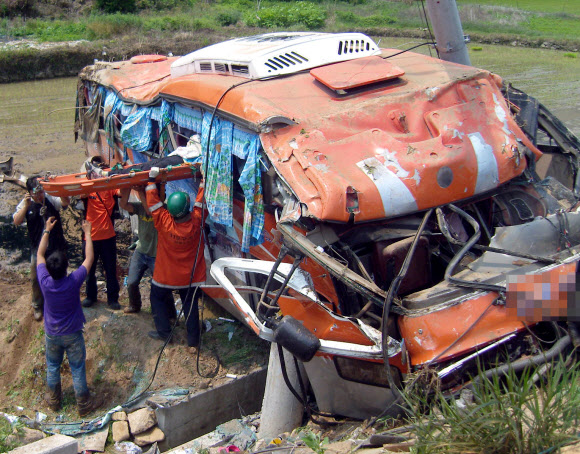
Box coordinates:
[45,383,62,411]
[124,283,142,313]
[77,391,104,417]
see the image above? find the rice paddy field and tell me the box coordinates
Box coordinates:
[457,0,578,15]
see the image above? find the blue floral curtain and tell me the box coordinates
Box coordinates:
[238,137,264,252]
[120,108,153,153]
[201,112,233,228]
[103,90,124,155]
[116,100,265,253]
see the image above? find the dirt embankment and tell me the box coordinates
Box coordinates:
[1,27,578,83]
[0,117,269,424]
[0,206,269,423]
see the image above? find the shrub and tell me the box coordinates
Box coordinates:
[135,0,190,10]
[0,0,34,18]
[245,2,326,29]
[335,10,356,23]
[216,7,242,26]
[358,14,396,27]
[95,0,136,14]
[335,10,395,27]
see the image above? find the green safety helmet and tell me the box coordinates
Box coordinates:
[167,191,191,219]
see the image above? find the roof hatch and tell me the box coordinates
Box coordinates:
[170,32,381,79]
[310,56,405,91]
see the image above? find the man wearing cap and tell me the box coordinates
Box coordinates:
[13,176,69,321]
[145,167,206,346]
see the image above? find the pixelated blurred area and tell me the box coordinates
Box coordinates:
[506,262,580,322]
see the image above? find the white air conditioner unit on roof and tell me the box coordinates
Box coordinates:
[170,32,381,79]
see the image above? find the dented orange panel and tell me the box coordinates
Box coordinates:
[277,295,374,345]
[398,293,525,366]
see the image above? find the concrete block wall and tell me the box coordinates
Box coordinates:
[157,367,267,451]
[9,434,77,454]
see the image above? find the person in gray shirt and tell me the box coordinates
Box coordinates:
[119,187,175,317]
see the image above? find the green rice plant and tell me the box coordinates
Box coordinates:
[402,357,580,454]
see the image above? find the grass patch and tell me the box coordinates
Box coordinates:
[203,319,269,368]
[0,417,17,452]
[564,52,577,58]
[1,0,577,44]
[402,357,580,453]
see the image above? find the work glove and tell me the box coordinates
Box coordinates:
[148,167,160,182]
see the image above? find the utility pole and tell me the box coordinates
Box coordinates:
[425,0,471,66]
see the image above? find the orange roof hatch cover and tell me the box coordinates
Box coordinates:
[310,56,405,91]
[130,54,168,64]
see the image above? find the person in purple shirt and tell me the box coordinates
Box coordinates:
[37,216,103,417]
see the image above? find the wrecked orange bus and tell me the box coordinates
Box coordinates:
[44,32,580,419]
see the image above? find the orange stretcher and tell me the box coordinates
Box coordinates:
[40,163,199,197]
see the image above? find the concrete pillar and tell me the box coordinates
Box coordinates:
[426,0,471,66]
[258,343,305,440]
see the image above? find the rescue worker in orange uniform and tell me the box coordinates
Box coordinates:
[145,167,206,346]
[81,188,121,310]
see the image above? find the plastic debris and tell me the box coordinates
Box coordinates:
[35,411,47,423]
[114,441,143,453]
[158,388,189,397]
[0,412,19,425]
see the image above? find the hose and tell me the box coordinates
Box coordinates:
[473,334,571,385]
[437,204,506,293]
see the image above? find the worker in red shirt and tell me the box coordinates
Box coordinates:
[81,188,121,310]
[145,167,206,346]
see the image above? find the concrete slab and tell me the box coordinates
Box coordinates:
[9,434,77,454]
[76,426,108,453]
[157,367,267,451]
